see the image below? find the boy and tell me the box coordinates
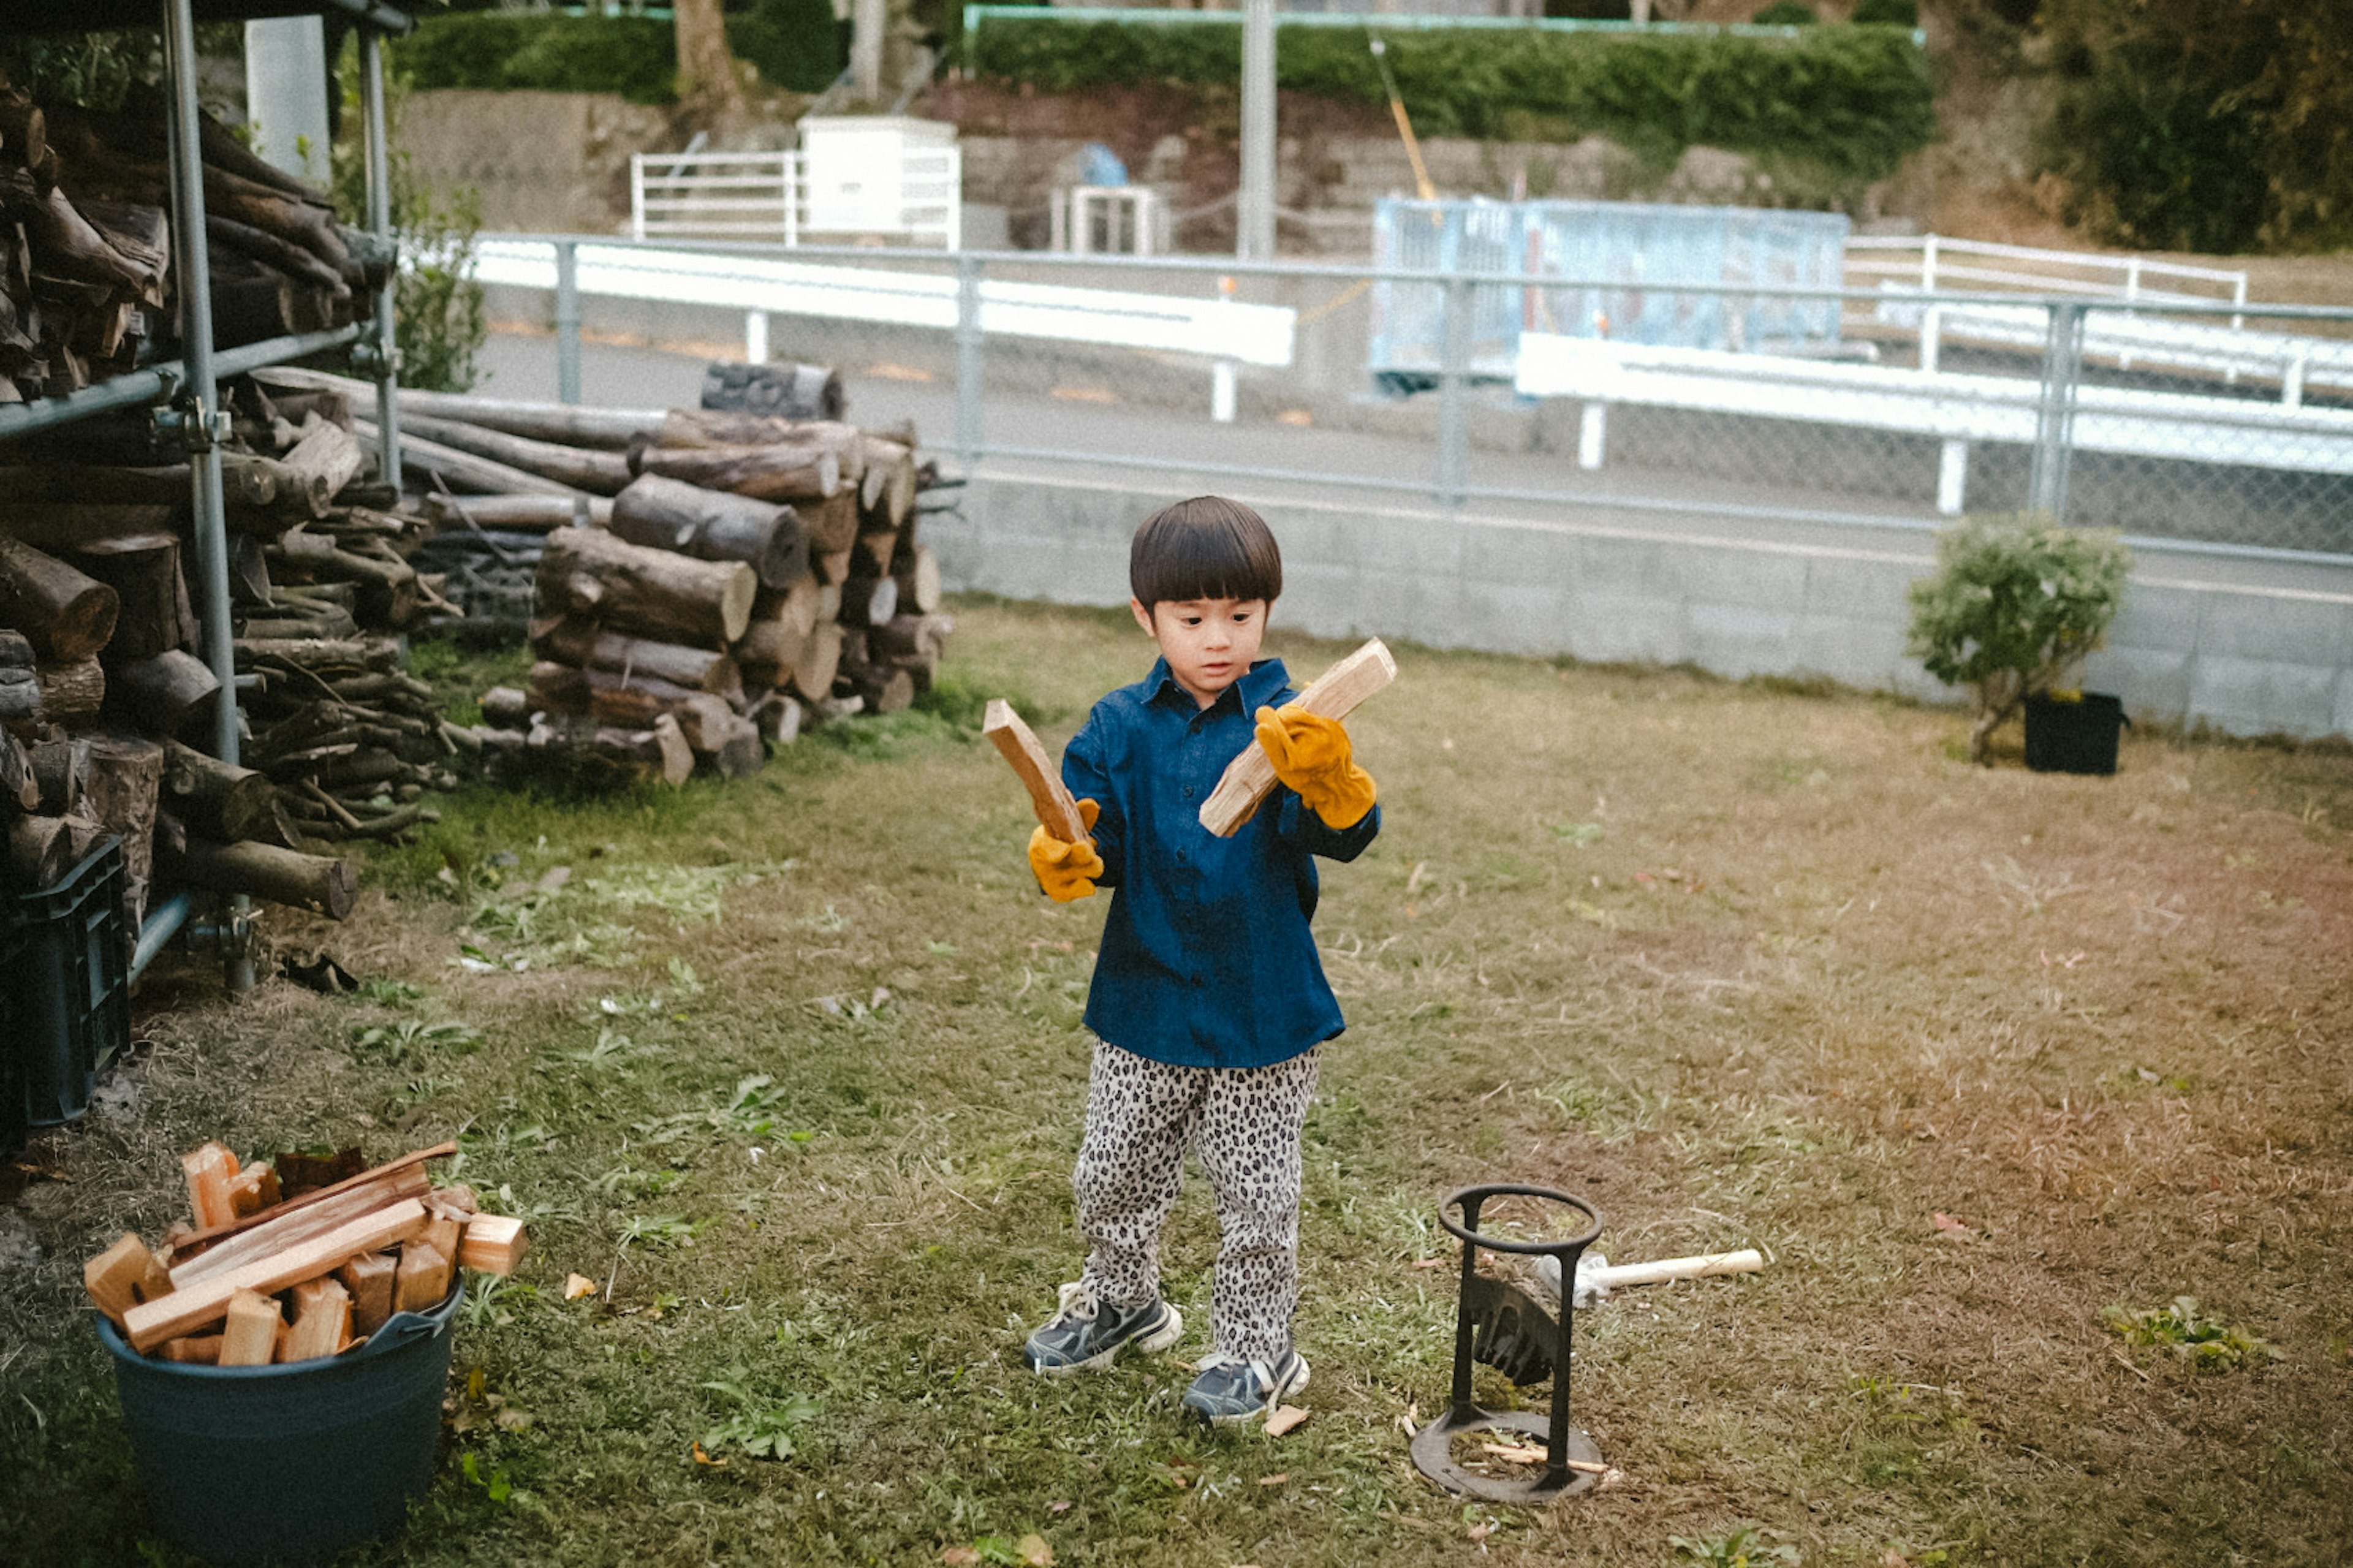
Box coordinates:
[1020,495,1381,1426]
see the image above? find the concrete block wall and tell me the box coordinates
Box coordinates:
[926,469,2353,741]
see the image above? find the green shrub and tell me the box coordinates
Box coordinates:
[395,13,677,104]
[1749,2,1817,25]
[971,21,1934,183]
[730,0,846,94]
[1849,0,1918,25]
[1905,512,2132,764]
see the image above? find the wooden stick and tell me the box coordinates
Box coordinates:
[126,1199,428,1352]
[983,700,1088,844]
[1198,638,1396,838]
[1588,1248,1765,1289]
[170,1165,431,1287]
[165,1141,455,1263]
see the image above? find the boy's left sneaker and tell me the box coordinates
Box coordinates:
[1180,1348,1309,1425]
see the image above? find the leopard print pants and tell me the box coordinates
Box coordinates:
[1072,1039,1322,1364]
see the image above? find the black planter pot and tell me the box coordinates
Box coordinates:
[2023,692,2128,775]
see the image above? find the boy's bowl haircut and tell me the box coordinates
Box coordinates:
[1131,496,1283,610]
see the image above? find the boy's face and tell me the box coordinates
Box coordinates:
[1132,596,1267,708]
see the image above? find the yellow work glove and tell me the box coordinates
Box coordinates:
[1027,798,1104,902]
[1255,704,1377,829]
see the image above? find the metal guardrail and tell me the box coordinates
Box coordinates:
[1846,233,2249,314]
[480,236,2353,560]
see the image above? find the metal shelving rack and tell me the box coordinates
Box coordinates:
[0,0,419,991]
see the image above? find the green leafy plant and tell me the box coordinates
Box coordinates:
[699,1376,821,1460]
[1904,511,2131,765]
[393,13,678,104]
[729,0,845,93]
[2105,1296,2283,1371]
[1849,0,1918,25]
[1750,2,1818,24]
[1669,1526,1802,1567]
[349,1018,482,1065]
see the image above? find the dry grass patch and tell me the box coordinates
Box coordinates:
[2,597,2348,1566]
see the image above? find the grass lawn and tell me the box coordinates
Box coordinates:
[4,596,2351,1567]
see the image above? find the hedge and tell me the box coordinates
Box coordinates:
[393,13,678,104]
[971,21,1936,183]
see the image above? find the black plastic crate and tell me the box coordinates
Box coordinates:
[0,912,26,1163]
[7,836,131,1128]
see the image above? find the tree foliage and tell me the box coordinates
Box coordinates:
[1905,512,2131,764]
[2040,0,2353,253]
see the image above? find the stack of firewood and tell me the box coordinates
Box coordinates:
[85,1138,527,1366]
[274,363,955,789]
[0,80,382,402]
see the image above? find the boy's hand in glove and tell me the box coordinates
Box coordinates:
[1028,798,1104,901]
[1254,704,1377,828]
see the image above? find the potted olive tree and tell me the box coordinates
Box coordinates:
[1906,512,2133,767]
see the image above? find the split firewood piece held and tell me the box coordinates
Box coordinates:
[110,648,219,740]
[610,473,808,589]
[632,441,842,504]
[532,619,745,699]
[339,1251,396,1337]
[983,700,1090,844]
[84,1233,174,1330]
[279,1276,352,1363]
[69,533,193,660]
[397,410,634,495]
[169,1142,452,1271]
[165,838,357,920]
[0,535,119,659]
[1198,638,1397,838]
[127,1198,430,1352]
[216,1289,283,1366]
[455,1214,529,1276]
[537,526,757,648]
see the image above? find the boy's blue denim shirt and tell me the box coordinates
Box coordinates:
[1061,654,1381,1070]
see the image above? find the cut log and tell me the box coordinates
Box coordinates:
[7,812,78,887]
[424,491,612,531]
[673,691,754,754]
[893,544,943,615]
[170,1146,449,1275]
[537,526,757,648]
[70,534,193,661]
[532,619,743,698]
[359,419,587,499]
[76,733,160,923]
[1,729,34,811]
[0,502,183,553]
[861,434,916,526]
[160,740,278,843]
[733,615,806,691]
[159,1335,222,1365]
[814,547,853,586]
[790,623,843,705]
[526,660,707,731]
[855,665,915,716]
[0,535,118,659]
[181,1141,241,1231]
[855,526,897,577]
[165,838,357,919]
[339,1251,396,1337]
[393,1241,451,1314]
[275,420,366,515]
[264,368,661,448]
[840,574,899,629]
[126,1199,430,1352]
[397,410,633,495]
[216,1289,282,1367]
[632,442,841,503]
[208,211,349,301]
[757,575,823,644]
[279,1276,351,1363]
[110,649,219,740]
[610,473,806,589]
[478,686,529,729]
[802,491,860,555]
[27,735,83,815]
[983,700,1089,842]
[0,666,40,726]
[208,251,300,349]
[748,691,804,749]
[455,1214,528,1276]
[84,1232,174,1330]
[699,359,844,422]
[873,612,953,666]
[34,656,104,725]
[1199,638,1397,837]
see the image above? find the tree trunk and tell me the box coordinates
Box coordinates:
[532,619,744,698]
[70,532,193,661]
[77,733,161,923]
[632,441,843,504]
[610,474,807,589]
[0,535,119,659]
[536,526,757,648]
[36,655,105,725]
[161,739,279,843]
[267,368,661,449]
[397,411,634,495]
[166,837,356,920]
[672,0,748,115]
[110,648,220,740]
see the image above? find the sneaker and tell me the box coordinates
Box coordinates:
[1022,1282,1184,1374]
[1180,1348,1309,1425]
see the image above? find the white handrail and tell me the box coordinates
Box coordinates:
[1846,232,2248,308]
[630,148,961,249]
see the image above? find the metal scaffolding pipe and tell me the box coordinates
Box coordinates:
[360,26,404,490]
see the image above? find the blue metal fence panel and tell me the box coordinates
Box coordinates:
[1368,199,1851,385]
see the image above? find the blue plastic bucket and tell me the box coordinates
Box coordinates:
[95,1279,463,1565]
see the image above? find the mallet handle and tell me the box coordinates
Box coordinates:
[1589,1248,1764,1289]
